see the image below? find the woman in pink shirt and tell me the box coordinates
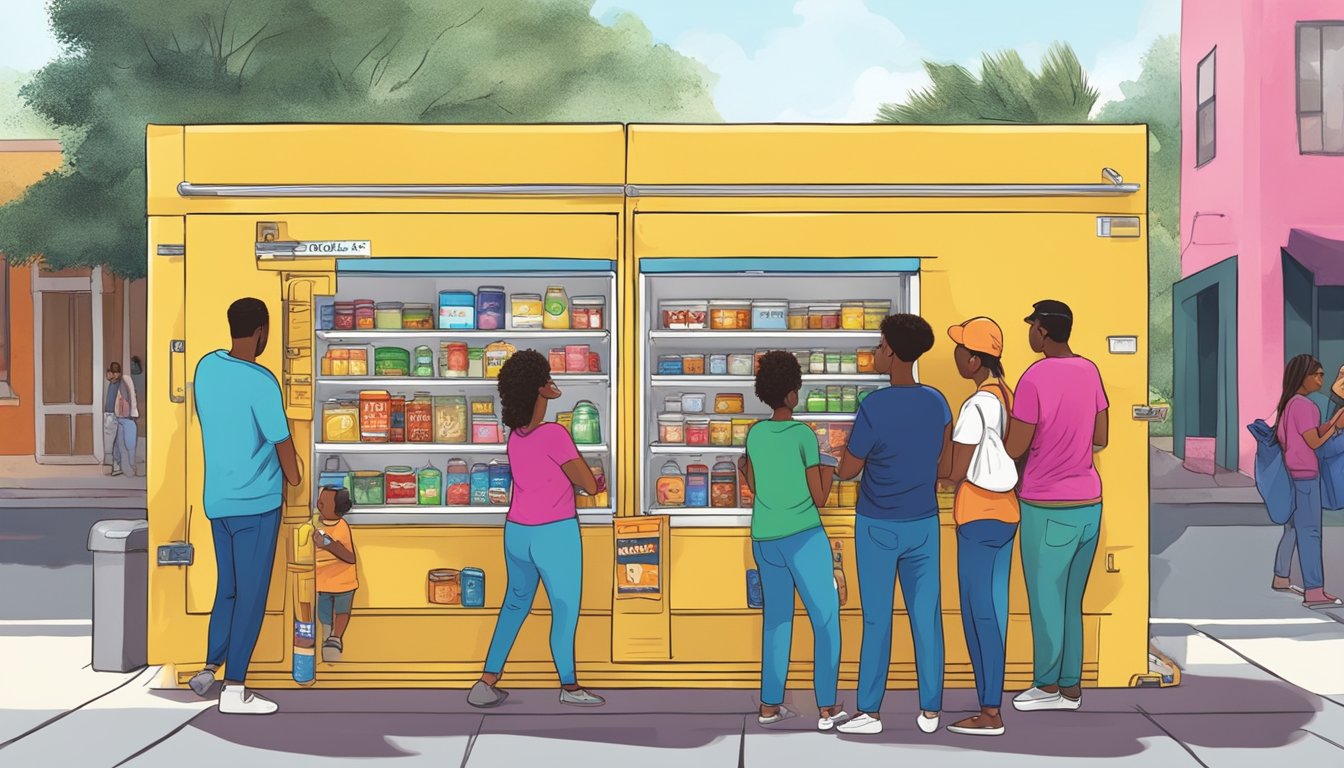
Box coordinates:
[1272,354,1342,608]
[468,350,605,708]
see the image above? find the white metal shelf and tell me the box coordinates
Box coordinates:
[317,374,608,387]
[657,412,856,422]
[350,505,614,514]
[649,444,746,455]
[648,330,879,342]
[318,329,610,342]
[314,443,608,454]
[646,507,752,515]
[651,374,884,386]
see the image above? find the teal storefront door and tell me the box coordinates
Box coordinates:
[1172,257,1238,471]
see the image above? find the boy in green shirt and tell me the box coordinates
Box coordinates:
[740,351,846,732]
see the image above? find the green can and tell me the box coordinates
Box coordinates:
[417,466,442,505]
[350,470,384,505]
[374,346,411,377]
[413,345,435,377]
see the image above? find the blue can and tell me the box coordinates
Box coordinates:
[317,298,335,331]
[470,463,490,506]
[461,567,485,607]
[746,569,763,608]
[488,460,512,506]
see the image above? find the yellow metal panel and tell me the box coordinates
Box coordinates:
[335,615,612,665]
[183,124,626,185]
[146,125,184,216]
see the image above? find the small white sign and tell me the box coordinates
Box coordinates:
[1108,336,1139,354]
[291,240,371,255]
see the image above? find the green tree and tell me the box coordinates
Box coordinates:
[877,42,1099,123]
[0,69,60,140]
[0,0,719,278]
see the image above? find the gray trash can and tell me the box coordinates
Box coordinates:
[88,519,150,673]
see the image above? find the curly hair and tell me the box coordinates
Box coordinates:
[754,350,803,410]
[497,349,552,429]
[332,487,352,516]
[881,313,935,363]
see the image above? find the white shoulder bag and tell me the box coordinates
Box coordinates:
[966,394,1018,493]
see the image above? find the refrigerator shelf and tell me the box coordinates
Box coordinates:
[649,444,745,455]
[318,329,610,342]
[648,330,879,342]
[347,505,614,514]
[646,507,752,515]
[317,374,609,387]
[314,442,608,454]
[651,374,885,386]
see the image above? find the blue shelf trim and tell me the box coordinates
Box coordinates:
[337,258,615,274]
[639,257,923,274]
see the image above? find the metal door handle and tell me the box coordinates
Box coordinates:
[1106,553,1119,573]
[169,340,186,403]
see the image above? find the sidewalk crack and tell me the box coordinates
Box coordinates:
[1135,705,1208,768]
[459,713,485,768]
[737,716,746,768]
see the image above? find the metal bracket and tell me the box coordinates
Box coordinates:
[157,542,194,566]
[156,244,185,257]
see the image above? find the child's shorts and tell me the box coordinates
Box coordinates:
[318,590,356,626]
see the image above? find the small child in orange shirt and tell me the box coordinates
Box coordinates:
[315,487,357,662]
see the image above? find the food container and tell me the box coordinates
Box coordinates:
[859,386,876,404]
[657,460,686,506]
[571,401,602,445]
[485,341,516,378]
[809,303,841,330]
[470,463,490,505]
[414,345,435,377]
[825,352,842,374]
[714,392,744,414]
[709,300,752,330]
[566,345,590,373]
[359,390,391,442]
[660,300,708,330]
[841,386,858,413]
[794,351,810,371]
[754,349,769,376]
[589,352,601,373]
[434,395,468,443]
[445,458,470,505]
[686,416,710,446]
[731,417,754,446]
[681,392,706,413]
[788,302,809,330]
[441,342,468,378]
[375,302,403,330]
[322,400,360,443]
[826,385,843,412]
[350,471,384,505]
[709,419,733,447]
[557,411,573,433]
[857,348,876,373]
[840,353,858,374]
[384,466,417,505]
[460,567,485,608]
[809,350,826,374]
[374,346,410,377]
[841,301,865,330]
[685,463,710,507]
[467,348,484,378]
[549,347,567,373]
[427,569,461,605]
[334,301,355,330]
[571,295,606,330]
[476,286,506,330]
[401,303,434,329]
[806,388,827,412]
[318,455,350,492]
[325,347,347,377]
[542,285,570,330]
[318,298,335,330]
[663,395,682,413]
[438,290,476,330]
[418,465,443,506]
[864,300,891,330]
[354,300,376,329]
[473,414,502,444]
[470,396,495,416]
[511,293,543,329]
[406,394,435,442]
[682,354,706,375]
[728,353,754,376]
[657,355,684,376]
[751,300,788,330]
[658,413,685,444]
[389,396,406,442]
[711,457,738,508]
[487,460,512,505]
[708,354,728,375]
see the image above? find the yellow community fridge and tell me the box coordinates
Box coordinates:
[146,123,1150,691]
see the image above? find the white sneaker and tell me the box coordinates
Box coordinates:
[1013,687,1080,712]
[757,705,796,726]
[917,712,939,733]
[218,685,278,715]
[818,710,850,731]
[836,712,883,735]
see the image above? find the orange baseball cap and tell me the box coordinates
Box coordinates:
[948,317,1004,357]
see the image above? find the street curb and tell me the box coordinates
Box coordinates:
[1151,489,1262,506]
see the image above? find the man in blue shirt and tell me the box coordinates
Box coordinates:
[836,313,952,737]
[188,298,301,715]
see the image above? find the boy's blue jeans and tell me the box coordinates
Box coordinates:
[752,525,841,709]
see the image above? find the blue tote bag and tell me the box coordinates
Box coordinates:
[1247,420,1294,524]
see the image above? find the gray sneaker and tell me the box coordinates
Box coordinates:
[188,668,216,697]
[467,681,508,708]
[559,687,606,707]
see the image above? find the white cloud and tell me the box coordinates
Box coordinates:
[1089,0,1181,114]
[673,0,930,122]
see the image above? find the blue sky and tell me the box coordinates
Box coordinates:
[1,0,1180,122]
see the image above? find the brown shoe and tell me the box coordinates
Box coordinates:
[947,714,1005,736]
[1272,576,1304,594]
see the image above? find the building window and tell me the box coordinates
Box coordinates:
[1196,48,1216,166]
[1299,22,1344,154]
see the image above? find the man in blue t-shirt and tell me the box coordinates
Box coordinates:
[187,298,301,715]
[835,313,952,737]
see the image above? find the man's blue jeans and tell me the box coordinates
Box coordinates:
[206,507,281,682]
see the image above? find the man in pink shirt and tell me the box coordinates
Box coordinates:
[1003,300,1109,713]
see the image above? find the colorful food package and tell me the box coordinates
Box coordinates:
[484,341,516,378]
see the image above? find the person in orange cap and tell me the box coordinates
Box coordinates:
[940,316,1018,737]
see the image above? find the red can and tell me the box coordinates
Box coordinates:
[549,348,567,374]
[406,397,434,443]
[385,466,417,505]
[389,397,405,443]
[588,352,601,373]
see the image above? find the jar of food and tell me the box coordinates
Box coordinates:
[727,353,754,376]
[511,293,543,329]
[753,349,769,375]
[686,416,711,446]
[374,346,410,377]
[809,350,826,375]
[840,352,858,374]
[811,304,842,330]
[467,348,484,378]
[375,302,403,330]
[418,464,444,506]
[441,342,468,378]
[658,413,685,444]
[354,300,376,330]
[657,355,684,376]
[434,395,468,443]
[825,352,842,374]
[322,400,359,442]
[406,393,435,442]
[660,300,708,330]
[841,301,865,330]
[557,411,572,434]
[589,352,601,373]
[401,303,434,329]
[389,396,406,443]
[476,286,506,331]
[318,298,335,331]
[359,390,391,442]
[708,354,728,375]
[334,301,355,330]
[806,388,828,412]
[414,345,435,377]
[350,471,384,505]
[385,466,417,505]
[663,395,683,413]
[711,458,738,508]
[325,347,347,377]
[794,351,810,372]
[857,348,876,373]
[709,419,733,446]
[570,401,602,445]
[682,354,705,375]
[542,285,570,330]
[472,414,502,444]
[685,462,710,507]
[731,417,754,446]
[788,302,809,330]
[826,385,843,412]
[656,460,686,507]
[571,295,606,330]
[427,569,462,605]
[460,567,485,608]
[470,463,490,505]
[488,460,512,505]
[437,291,476,330]
[566,345,590,374]
[714,393,744,414]
[864,300,891,330]
[709,300,751,330]
[751,300,788,330]
[841,386,859,413]
[681,392,706,414]
[484,341,516,378]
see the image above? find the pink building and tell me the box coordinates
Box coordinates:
[1177,0,1344,474]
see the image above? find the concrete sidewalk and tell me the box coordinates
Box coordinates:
[1149,438,1260,506]
[0,456,146,508]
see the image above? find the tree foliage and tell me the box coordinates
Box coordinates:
[0,0,720,277]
